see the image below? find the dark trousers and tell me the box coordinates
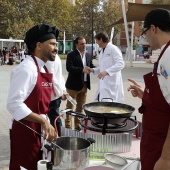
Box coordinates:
[48,97,62,136]
[65,83,87,129]
[1,57,4,65]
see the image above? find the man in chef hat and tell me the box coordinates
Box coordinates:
[7,24,59,170]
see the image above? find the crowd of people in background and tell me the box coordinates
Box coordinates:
[0,46,27,66]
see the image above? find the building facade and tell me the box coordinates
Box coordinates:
[142,0,151,4]
[115,0,152,60]
[115,0,142,54]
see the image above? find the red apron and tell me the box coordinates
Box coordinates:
[139,41,170,170]
[10,56,53,170]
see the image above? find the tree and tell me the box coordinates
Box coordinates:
[70,0,100,42]
[0,0,14,38]
[0,0,73,39]
[0,0,124,42]
[51,0,73,40]
[1,0,34,39]
[71,0,123,43]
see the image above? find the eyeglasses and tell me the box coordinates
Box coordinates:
[141,27,150,38]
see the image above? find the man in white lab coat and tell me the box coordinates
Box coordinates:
[92,32,124,102]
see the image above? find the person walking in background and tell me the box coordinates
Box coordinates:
[20,48,26,62]
[128,9,170,170]
[45,53,67,136]
[91,32,124,103]
[2,47,7,65]
[0,49,4,65]
[8,49,15,65]
[65,36,95,131]
[18,48,22,60]
[6,24,59,170]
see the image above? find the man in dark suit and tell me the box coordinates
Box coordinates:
[65,36,95,130]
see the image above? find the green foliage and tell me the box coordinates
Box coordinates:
[0,0,73,39]
[72,0,123,43]
[0,0,124,42]
[59,54,67,60]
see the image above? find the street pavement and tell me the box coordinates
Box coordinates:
[0,59,153,170]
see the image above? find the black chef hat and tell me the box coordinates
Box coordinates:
[24,24,59,52]
[144,8,170,30]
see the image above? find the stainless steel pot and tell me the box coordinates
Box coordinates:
[50,137,95,170]
[18,120,95,169]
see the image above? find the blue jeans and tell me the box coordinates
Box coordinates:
[48,97,62,136]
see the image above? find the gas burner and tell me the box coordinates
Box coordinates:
[64,110,138,135]
[80,117,138,134]
[91,121,127,129]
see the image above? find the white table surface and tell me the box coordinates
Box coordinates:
[88,136,141,170]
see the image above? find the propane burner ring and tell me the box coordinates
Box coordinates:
[64,110,138,134]
[91,120,127,129]
[80,117,138,134]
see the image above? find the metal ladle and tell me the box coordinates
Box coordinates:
[18,120,64,150]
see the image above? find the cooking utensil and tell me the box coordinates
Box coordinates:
[18,120,63,150]
[44,144,54,151]
[82,102,135,124]
[104,153,128,169]
[52,137,95,169]
[66,94,77,106]
[17,117,96,170]
[66,110,86,118]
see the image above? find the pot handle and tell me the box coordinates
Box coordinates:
[101,98,113,102]
[66,110,86,118]
[44,144,55,165]
[87,138,95,144]
[44,144,53,151]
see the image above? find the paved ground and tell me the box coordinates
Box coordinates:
[0,59,153,169]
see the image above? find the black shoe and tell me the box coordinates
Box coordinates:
[65,126,72,129]
[74,126,81,131]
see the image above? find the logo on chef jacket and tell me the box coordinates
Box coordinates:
[42,82,52,88]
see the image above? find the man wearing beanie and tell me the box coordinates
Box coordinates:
[6,24,59,170]
[128,8,170,170]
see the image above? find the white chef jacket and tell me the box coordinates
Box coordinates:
[93,43,124,102]
[6,56,46,122]
[157,44,170,104]
[45,54,66,101]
